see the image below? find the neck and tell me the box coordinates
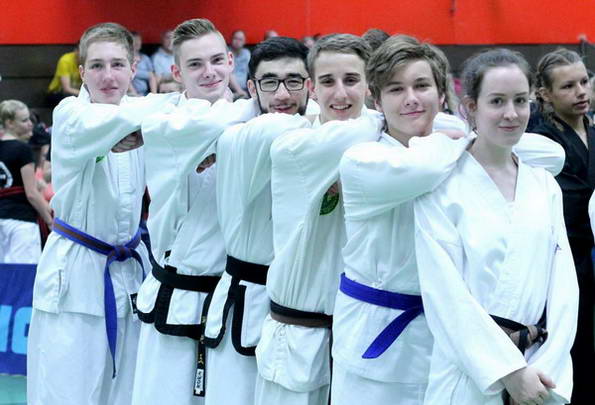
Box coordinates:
[556,111,585,134]
[469,134,514,169]
[2,132,20,141]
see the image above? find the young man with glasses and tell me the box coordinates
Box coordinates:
[202,37,312,405]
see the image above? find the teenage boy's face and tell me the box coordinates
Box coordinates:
[310,51,368,123]
[248,57,310,115]
[80,41,135,105]
[172,33,233,103]
[376,59,443,143]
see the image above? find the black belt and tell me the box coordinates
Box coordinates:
[152,263,220,292]
[203,255,269,356]
[270,301,333,328]
[491,312,548,354]
[225,255,268,285]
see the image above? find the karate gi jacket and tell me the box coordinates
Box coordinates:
[203,113,310,351]
[334,130,565,383]
[33,88,177,317]
[414,151,578,404]
[256,110,382,391]
[136,95,258,334]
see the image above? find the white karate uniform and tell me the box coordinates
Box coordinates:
[255,111,382,405]
[414,151,578,404]
[132,95,258,405]
[204,113,310,405]
[333,128,567,404]
[27,88,177,405]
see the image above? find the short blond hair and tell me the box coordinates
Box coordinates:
[79,22,134,65]
[0,99,28,126]
[307,34,371,78]
[172,18,222,64]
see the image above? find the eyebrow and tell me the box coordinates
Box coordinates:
[260,72,304,79]
[386,76,432,85]
[317,72,361,80]
[87,57,127,63]
[487,91,529,96]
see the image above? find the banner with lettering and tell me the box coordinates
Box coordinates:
[0,263,36,376]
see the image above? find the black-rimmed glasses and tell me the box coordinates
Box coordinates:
[256,76,308,92]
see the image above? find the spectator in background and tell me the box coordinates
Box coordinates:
[0,100,52,263]
[302,36,316,49]
[157,78,183,93]
[132,31,157,95]
[229,29,250,98]
[264,29,279,40]
[362,28,390,51]
[47,48,82,107]
[152,30,175,83]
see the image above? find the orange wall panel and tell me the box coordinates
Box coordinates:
[2,0,595,45]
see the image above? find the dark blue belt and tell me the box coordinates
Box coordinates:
[52,217,145,377]
[339,273,423,359]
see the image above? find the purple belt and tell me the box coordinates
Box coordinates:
[339,273,423,358]
[52,217,145,377]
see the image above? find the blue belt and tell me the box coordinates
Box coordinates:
[339,273,423,359]
[52,218,145,377]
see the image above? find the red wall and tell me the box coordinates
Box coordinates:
[3,0,595,45]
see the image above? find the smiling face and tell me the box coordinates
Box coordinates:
[247,57,310,115]
[376,59,444,144]
[79,41,136,105]
[468,65,530,148]
[310,51,368,123]
[172,33,233,102]
[542,62,591,123]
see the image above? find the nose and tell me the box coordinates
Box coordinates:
[203,62,215,77]
[404,87,419,107]
[334,81,348,99]
[274,81,291,99]
[503,100,518,120]
[577,82,588,98]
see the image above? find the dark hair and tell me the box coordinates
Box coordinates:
[535,48,584,114]
[307,33,371,78]
[366,35,455,112]
[461,48,532,102]
[248,36,308,79]
[362,28,390,51]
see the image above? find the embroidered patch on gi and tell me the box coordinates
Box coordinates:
[129,293,138,314]
[96,156,105,163]
[319,191,339,215]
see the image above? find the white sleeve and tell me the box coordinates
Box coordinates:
[589,190,595,237]
[414,192,527,394]
[339,134,471,220]
[52,93,177,166]
[527,176,579,403]
[513,133,565,176]
[217,112,310,206]
[270,111,381,209]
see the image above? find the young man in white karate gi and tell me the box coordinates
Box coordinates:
[255,33,382,405]
[131,18,258,405]
[202,37,313,405]
[333,35,566,404]
[27,23,178,405]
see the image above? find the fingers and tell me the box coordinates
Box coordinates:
[537,371,556,389]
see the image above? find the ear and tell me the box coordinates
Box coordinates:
[307,78,317,101]
[538,87,551,103]
[79,64,85,83]
[439,92,446,111]
[130,58,137,79]
[172,64,183,84]
[227,51,235,71]
[247,79,257,98]
[462,95,476,113]
[374,96,383,113]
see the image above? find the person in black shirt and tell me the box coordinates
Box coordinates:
[0,100,52,263]
[532,49,594,404]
